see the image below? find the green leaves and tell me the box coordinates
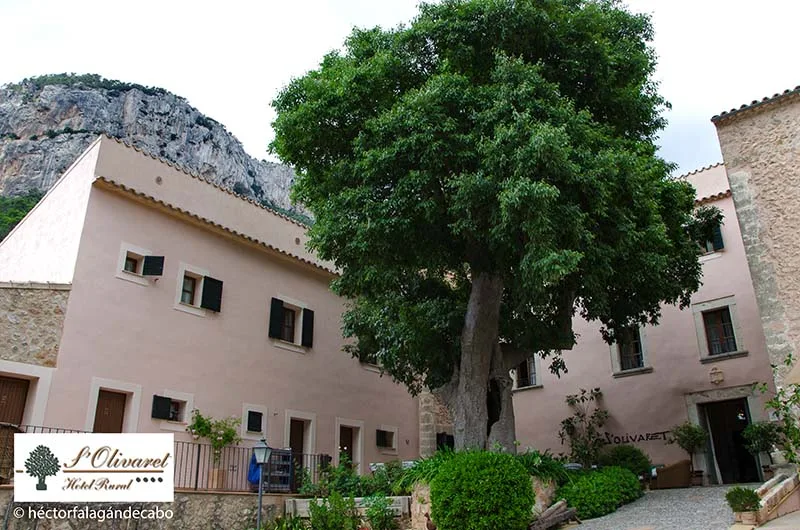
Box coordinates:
[271,0,707,395]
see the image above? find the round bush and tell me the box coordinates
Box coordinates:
[430,451,534,530]
[556,466,641,519]
[598,444,652,478]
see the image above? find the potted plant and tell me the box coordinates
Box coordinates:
[668,422,708,486]
[742,421,783,480]
[187,409,242,489]
[726,486,761,525]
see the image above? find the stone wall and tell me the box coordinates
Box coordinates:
[418,392,454,458]
[0,283,69,368]
[714,93,800,386]
[0,487,286,529]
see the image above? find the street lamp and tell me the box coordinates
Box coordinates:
[253,439,273,530]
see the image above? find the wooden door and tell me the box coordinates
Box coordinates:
[0,376,29,425]
[289,419,306,492]
[339,426,354,467]
[93,390,126,433]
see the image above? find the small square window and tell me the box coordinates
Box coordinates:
[247,410,264,433]
[281,307,296,343]
[376,429,395,449]
[181,275,197,305]
[703,307,737,355]
[124,254,140,273]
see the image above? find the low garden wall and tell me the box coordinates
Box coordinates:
[0,487,287,529]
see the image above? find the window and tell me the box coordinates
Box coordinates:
[151,395,187,422]
[247,410,264,433]
[181,275,197,305]
[124,254,139,273]
[174,263,224,315]
[619,328,644,371]
[281,307,296,342]
[699,224,725,254]
[515,357,537,388]
[269,297,314,348]
[116,243,163,285]
[703,307,737,355]
[376,429,396,449]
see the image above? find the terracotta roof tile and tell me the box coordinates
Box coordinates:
[94,176,336,276]
[712,86,800,123]
[674,162,724,181]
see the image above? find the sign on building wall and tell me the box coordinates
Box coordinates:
[14,433,174,502]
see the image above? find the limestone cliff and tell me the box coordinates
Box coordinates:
[0,74,304,218]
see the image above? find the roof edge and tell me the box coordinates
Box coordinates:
[712,86,800,123]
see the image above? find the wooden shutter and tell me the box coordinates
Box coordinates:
[200,276,223,312]
[142,256,165,276]
[247,411,263,432]
[712,224,724,251]
[301,308,314,348]
[376,430,388,447]
[151,395,172,420]
[269,298,284,339]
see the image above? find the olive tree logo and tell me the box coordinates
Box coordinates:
[24,445,60,491]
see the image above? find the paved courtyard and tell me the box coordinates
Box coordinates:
[576,486,737,530]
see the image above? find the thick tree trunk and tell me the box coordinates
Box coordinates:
[453,273,503,450]
[488,342,517,453]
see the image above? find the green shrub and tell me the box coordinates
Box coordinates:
[725,487,760,512]
[393,448,455,493]
[430,451,533,530]
[557,466,641,519]
[598,466,642,504]
[364,494,397,530]
[265,515,307,530]
[598,444,652,478]
[517,449,569,485]
[742,422,782,462]
[308,491,361,530]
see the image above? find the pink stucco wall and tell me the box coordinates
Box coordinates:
[36,141,418,469]
[513,165,775,472]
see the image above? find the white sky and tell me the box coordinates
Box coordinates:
[1,0,798,175]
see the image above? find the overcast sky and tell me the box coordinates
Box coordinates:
[2,0,798,175]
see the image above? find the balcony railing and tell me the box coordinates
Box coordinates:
[0,424,330,493]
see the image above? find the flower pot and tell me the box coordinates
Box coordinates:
[209,467,226,490]
[691,470,704,486]
[740,511,758,525]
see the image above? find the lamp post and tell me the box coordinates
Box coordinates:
[253,439,272,530]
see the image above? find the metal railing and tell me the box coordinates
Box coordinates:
[174,440,331,493]
[0,423,87,482]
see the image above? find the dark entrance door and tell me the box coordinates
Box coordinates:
[289,419,305,491]
[339,426,354,467]
[704,398,760,484]
[93,390,126,433]
[0,376,29,424]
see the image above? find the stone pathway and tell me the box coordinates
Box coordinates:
[573,486,736,530]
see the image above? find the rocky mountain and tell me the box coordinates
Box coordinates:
[0,74,306,220]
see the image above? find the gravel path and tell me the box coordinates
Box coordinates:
[576,486,739,530]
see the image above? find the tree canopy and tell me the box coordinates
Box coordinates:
[0,190,43,241]
[271,0,715,449]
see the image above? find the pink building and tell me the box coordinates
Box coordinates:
[0,136,419,489]
[509,163,776,484]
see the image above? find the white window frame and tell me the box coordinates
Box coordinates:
[376,424,399,455]
[511,355,542,391]
[174,262,211,317]
[271,294,309,353]
[242,403,269,441]
[84,377,142,433]
[335,417,365,475]
[610,326,652,376]
[115,242,152,287]
[693,295,747,362]
[156,389,194,432]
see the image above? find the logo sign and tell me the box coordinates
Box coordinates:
[14,433,174,502]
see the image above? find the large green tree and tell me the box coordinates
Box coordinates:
[272,0,715,450]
